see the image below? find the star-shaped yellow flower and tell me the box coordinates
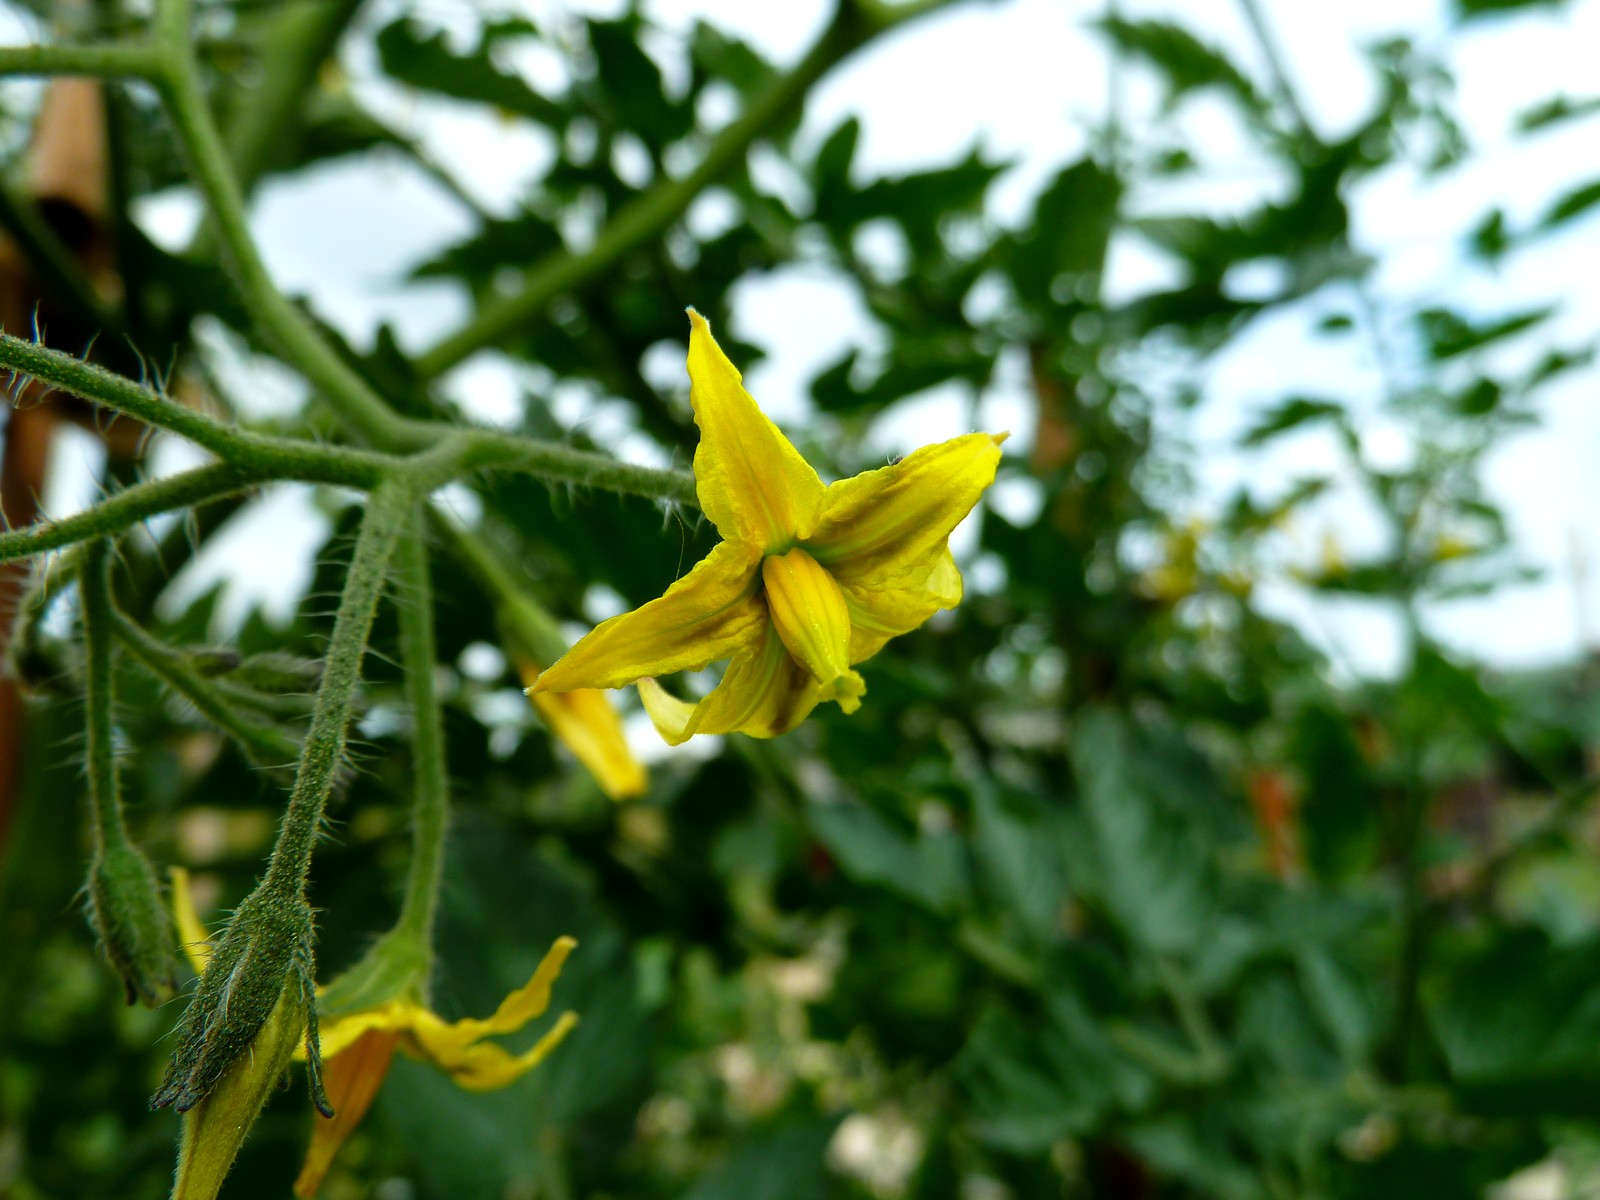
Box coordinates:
[170,870,578,1199]
[531,310,1005,744]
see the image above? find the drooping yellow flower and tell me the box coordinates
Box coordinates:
[171,870,580,1199]
[532,310,1005,744]
[517,660,647,799]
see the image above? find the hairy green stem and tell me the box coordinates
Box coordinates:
[0,330,697,508]
[0,462,265,565]
[76,539,132,854]
[259,479,412,898]
[392,511,449,947]
[111,608,302,772]
[415,0,957,378]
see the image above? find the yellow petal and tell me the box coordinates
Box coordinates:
[806,432,1005,589]
[761,548,865,711]
[638,624,822,745]
[292,1030,399,1199]
[519,663,648,800]
[842,547,963,663]
[532,541,766,693]
[170,867,214,976]
[400,937,578,1089]
[408,1010,579,1092]
[686,309,825,549]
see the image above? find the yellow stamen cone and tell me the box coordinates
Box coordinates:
[760,548,865,712]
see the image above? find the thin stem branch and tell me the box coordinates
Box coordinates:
[111,608,302,772]
[77,538,132,853]
[414,0,958,378]
[259,479,412,899]
[392,511,449,948]
[0,462,263,564]
[1235,0,1314,140]
[150,29,421,448]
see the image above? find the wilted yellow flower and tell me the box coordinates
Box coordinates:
[532,310,1005,743]
[171,870,579,1199]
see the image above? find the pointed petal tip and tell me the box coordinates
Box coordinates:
[991,430,1011,446]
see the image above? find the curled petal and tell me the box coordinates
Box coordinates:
[639,625,822,746]
[687,309,825,549]
[533,541,766,693]
[761,548,864,710]
[842,547,963,664]
[520,663,648,800]
[292,1030,399,1199]
[806,432,1005,589]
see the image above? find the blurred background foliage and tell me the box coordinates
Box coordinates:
[4,0,1600,1197]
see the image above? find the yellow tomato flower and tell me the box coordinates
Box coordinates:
[532,310,1005,744]
[518,660,648,799]
[171,870,579,1199]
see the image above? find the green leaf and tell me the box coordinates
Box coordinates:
[1538,177,1600,231]
[1070,709,1219,955]
[1240,396,1345,447]
[955,983,1154,1151]
[1095,17,1265,114]
[1417,305,1552,361]
[682,1121,843,1200]
[806,801,972,915]
[1516,94,1600,132]
[1430,928,1600,1113]
[376,18,567,126]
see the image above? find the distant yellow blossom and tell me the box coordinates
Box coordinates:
[171,870,579,1199]
[518,661,647,799]
[532,309,1005,743]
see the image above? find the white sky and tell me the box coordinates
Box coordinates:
[17,0,1600,678]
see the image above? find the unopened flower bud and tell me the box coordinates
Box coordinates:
[169,978,307,1200]
[152,892,329,1116]
[86,842,180,1007]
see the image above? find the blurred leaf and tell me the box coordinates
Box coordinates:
[806,801,971,916]
[1240,396,1346,447]
[1516,94,1600,132]
[1095,18,1265,114]
[1071,710,1219,955]
[1537,177,1600,232]
[376,18,567,126]
[682,1120,843,1200]
[1417,305,1552,360]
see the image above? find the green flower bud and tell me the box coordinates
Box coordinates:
[152,892,329,1116]
[86,842,180,1007]
[168,978,305,1200]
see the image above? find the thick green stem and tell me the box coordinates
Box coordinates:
[76,539,132,853]
[220,0,367,198]
[110,609,302,772]
[414,0,958,378]
[0,42,162,79]
[151,29,421,449]
[259,479,412,899]
[392,511,449,947]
